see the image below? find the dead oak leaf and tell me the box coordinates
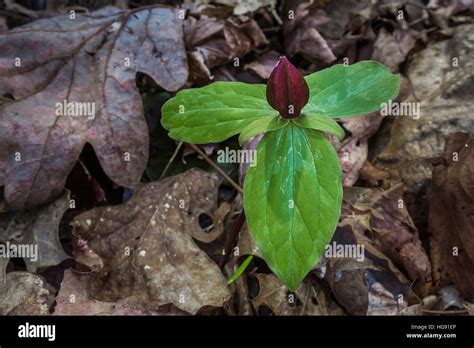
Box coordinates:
[72,169,231,315]
[0,6,188,210]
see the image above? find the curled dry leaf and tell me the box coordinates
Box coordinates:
[0,191,70,272]
[429,133,474,298]
[0,272,51,315]
[54,270,186,315]
[72,169,231,314]
[0,6,188,210]
[184,14,267,82]
[283,2,336,64]
[342,185,432,295]
[325,226,411,315]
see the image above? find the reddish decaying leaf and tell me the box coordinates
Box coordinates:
[0,6,188,210]
[266,56,309,118]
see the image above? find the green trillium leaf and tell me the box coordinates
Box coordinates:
[303,60,400,118]
[161,82,277,144]
[243,123,343,291]
[238,117,289,145]
[292,114,345,140]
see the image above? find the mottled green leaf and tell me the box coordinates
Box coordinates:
[238,117,288,145]
[161,82,277,143]
[293,114,345,140]
[303,61,400,118]
[243,124,342,290]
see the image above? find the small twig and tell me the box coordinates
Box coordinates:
[219,210,246,268]
[218,166,237,187]
[188,143,243,194]
[160,141,183,179]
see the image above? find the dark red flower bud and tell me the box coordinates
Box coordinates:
[266,56,309,119]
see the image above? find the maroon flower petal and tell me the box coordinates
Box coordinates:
[266,56,309,118]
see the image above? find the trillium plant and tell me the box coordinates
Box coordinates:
[162,58,400,291]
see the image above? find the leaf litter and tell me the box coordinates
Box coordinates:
[0,0,472,316]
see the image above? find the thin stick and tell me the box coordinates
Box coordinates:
[189,143,243,194]
[160,141,183,179]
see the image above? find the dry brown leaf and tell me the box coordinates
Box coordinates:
[372,28,417,73]
[359,161,390,183]
[338,138,368,187]
[373,24,474,228]
[325,226,411,315]
[0,271,51,315]
[72,169,231,314]
[54,270,186,315]
[283,2,336,64]
[251,273,345,315]
[252,273,296,315]
[236,223,261,258]
[244,50,280,79]
[0,191,70,272]
[184,14,267,83]
[342,185,432,295]
[429,133,474,298]
[0,6,188,210]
